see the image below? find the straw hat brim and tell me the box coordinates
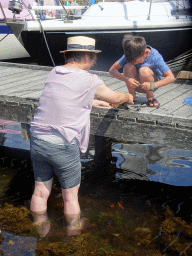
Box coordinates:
[60,49,101,54]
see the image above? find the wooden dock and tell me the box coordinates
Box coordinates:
[0,62,191,149]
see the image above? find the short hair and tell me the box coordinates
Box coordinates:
[122,34,147,63]
[64,51,96,63]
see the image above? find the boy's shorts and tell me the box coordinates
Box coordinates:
[30,134,81,189]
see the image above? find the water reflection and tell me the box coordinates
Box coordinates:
[1,119,192,187]
[0,231,37,256]
[0,120,30,151]
[110,143,192,186]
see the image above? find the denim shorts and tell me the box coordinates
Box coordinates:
[30,135,81,189]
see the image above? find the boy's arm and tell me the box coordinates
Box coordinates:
[141,69,175,91]
[109,61,129,82]
[109,61,140,89]
[94,83,134,105]
[154,69,175,88]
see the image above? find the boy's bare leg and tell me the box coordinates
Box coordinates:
[123,63,138,100]
[139,66,159,106]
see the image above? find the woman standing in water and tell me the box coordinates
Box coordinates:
[30,36,133,237]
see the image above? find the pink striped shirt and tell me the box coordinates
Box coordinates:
[30,66,103,152]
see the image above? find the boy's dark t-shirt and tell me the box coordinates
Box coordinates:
[118,46,170,79]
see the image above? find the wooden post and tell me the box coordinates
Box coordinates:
[93,135,112,176]
[21,123,30,140]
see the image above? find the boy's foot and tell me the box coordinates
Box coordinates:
[147,98,160,107]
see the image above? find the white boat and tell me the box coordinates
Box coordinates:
[0,0,30,60]
[4,0,192,70]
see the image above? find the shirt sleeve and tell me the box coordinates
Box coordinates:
[118,55,127,67]
[92,74,104,87]
[156,55,170,74]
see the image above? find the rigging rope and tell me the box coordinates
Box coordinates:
[167,49,192,71]
[38,19,55,67]
[0,31,11,42]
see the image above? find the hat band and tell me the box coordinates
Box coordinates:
[67,44,95,51]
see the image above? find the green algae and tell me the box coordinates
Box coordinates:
[0,167,17,192]
[0,203,35,235]
[1,155,192,255]
[36,232,132,256]
[158,207,192,255]
[1,197,192,256]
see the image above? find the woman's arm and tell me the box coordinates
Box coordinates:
[94,83,134,105]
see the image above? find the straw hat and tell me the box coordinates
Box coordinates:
[60,36,101,53]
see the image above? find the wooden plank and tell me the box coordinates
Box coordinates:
[3,79,45,97]
[139,84,191,115]
[0,71,45,86]
[20,91,42,99]
[13,83,45,97]
[0,61,52,71]
[0,70,48,85]
[0,63,191,142]
[0,74,47,94]
[150,89,192,117]
[0,70,29,81]
[172,105,192,118]
[102,77,118,87]
[0,67,29,75]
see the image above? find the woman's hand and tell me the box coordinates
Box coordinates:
[92,99,112,108]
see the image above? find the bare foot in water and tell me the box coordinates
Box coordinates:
[67,218,86,236]
[34,219,51,237]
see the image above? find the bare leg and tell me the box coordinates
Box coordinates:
[30,178,53,213]
[139,66,154,100]
[30,178,53,237]
[139,66,159,107]
[62,184,85,236]
[62,183,80,215]
[123,63,138,99]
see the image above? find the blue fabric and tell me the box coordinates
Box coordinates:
[30,135,81,189]
[90,0,96,4]
[184,97,192,106]
[118,46,170,79]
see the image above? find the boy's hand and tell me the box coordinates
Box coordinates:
[140,82,151,91]
[126,78,140,89]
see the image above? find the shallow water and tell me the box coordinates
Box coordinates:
[0,120,192,255]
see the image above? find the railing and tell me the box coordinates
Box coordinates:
[5,0,192,21]
[30,5,86,20]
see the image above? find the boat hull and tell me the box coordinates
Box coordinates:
[0,22,30,60]
[21,27,192,71]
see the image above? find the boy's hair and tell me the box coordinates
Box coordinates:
[122,34,147,63]
[64,51,96,63]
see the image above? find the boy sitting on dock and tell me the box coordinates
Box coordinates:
[109,35,175,107]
